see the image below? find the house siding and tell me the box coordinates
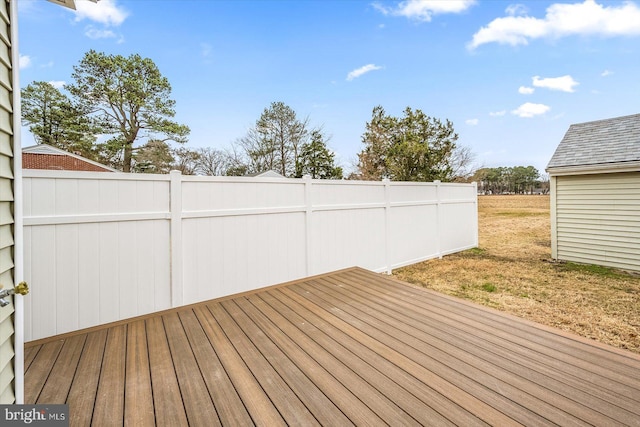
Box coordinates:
[0,0,14,404]
[555,172,640,272]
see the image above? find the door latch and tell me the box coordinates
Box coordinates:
[0,282,29,307]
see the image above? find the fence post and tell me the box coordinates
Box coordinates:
[383,178,392,274]
[170,170,183,307]
[434,180,443,259]
[472,181,479,247]
[304,175,312,276]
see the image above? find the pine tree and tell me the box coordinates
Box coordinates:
[297,130,342,179]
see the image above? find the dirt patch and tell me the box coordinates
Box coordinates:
[394,195,640,354]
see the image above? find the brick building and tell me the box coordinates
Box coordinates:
[22,144,118,172]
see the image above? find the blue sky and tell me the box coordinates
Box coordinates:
[18,0,640,175]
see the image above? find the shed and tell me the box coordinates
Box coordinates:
[546,113,640,272]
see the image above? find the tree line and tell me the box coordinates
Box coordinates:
[473,166,548,194]
[22,50,473,181]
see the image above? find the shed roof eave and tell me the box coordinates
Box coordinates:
[546,160,640,176]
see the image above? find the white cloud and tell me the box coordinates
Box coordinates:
[75,0,128,26]
[601,69,613,77]
[468,0,640,49]
[346,64,383,81]
[518,86,535,94]
[506,4,528,16]
[465,118,479,126]
[84,26,116,39]
[19,54,31,69]
[532,75,578,92]
[511,102,550,118]
[374,0,476,22]
[489,110,506,117]
[48,81,66,89]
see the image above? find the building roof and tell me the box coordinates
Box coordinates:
[546,113,640,173]
[22,144,118,172]
[246,170,286,178]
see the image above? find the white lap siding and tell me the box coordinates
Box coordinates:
[0,0,14,404]
[554,172,640,272]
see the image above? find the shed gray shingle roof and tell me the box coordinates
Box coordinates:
[547,113,640,170]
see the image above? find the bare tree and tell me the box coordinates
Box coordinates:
[172,147,201,175]
[224,144,251,176]
[235,127,277,174]
[195,147,229,176]
[538,173,550,195]
[450,144,477,182]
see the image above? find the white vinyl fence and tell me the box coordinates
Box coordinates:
[22,170,478,341]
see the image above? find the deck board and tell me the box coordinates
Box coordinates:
[304,276,618,426]
[211,300,321,426]
[66,329,107,427]
[163,312,221,427]
[176,310,254,426]
[356,278,636,415]
[145,316,189,427]
[193,305,285,426]
[92,324,126,426]
[24,339,63,403]
[340,270,640,423]
[124,320,155,427]
[37,334,86,405]
[349,269,640,381]
[228,297,354,426]
[287,281,524,426]
[24,268,640,426]
[23,345,40,371]
[255,288,466,426]
[248,290,419,426]
[347,269,640,397]
[242,292,383,426]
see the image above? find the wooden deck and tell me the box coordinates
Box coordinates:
[25,267,640,426]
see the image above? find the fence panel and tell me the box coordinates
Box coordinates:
[309,207,387,274]
[23,171,172,341]
[22,170,477,341]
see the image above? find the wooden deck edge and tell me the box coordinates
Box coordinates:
[25,267,363,348]
[366,267,640,362]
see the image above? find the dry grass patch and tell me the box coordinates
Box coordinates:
[394,195,640,354]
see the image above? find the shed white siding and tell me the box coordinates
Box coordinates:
[553,172,640,272]
[0,0,14,404]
